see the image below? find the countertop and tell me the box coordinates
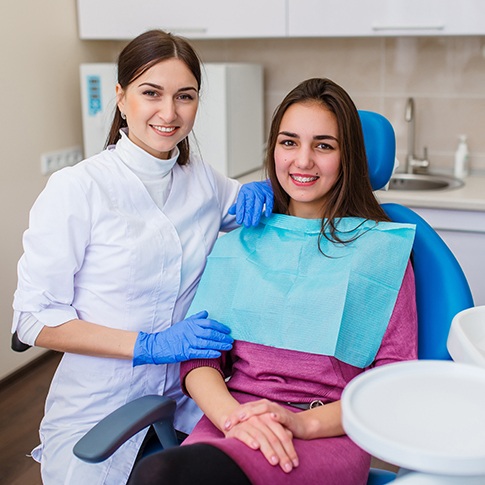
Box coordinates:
[376,175,485,212]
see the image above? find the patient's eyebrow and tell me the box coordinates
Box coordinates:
[278,131,338,142]
[314,134,338,142]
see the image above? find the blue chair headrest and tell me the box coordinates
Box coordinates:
[358,110,396,191]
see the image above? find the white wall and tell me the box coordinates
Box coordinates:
[0,1,118,380]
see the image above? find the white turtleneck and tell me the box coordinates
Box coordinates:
[116,129,179,210]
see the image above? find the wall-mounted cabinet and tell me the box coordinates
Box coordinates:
[288,0,485,37]
[77,0,485,39]
[77,0,485,40]
[77,0,286,40]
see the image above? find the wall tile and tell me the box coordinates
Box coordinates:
[192,35,485,173]
[384,37,485,97]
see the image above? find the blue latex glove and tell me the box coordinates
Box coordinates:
[133,311,233,366]
[228,180,274,227]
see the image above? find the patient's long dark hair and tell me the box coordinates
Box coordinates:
[265,78,390,244]
[106,30,202,166]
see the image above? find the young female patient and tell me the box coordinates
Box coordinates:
[129,78,417,485]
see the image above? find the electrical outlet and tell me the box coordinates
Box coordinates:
[40,146,84,175]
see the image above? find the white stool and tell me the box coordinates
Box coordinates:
[447,305,485,368]
[342,360,485,484]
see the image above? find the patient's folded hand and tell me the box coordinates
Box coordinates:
[222,400,300,473]
[224,412,298,473]
[224,399,286,430]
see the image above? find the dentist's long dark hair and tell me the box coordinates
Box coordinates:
[265,78,390,245]
[106,30,202,166]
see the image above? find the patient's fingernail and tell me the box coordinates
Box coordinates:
[293,459,299,467]
[284,463,292,472]
[224,420,231,429]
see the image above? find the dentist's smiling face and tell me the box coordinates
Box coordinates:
[116,58,199,159]
[274,101,341,219]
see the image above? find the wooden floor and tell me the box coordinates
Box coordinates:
[0,351,62,485]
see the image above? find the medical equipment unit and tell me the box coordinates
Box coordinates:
[73,110,475,484]
[447,305,485,368]
[80,62,265,178]
[342,308,485,485]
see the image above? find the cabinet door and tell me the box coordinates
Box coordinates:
[412,207,485,307]
[288,0,485,37]
[438,230,485,307]
[77,0,286,39]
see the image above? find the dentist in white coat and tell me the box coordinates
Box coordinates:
[12,29,272,485]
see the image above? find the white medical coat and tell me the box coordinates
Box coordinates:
[12,135,240,484]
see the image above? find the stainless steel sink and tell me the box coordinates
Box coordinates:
[388,173,464,191]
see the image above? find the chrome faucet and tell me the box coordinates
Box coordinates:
[404,97,429,174]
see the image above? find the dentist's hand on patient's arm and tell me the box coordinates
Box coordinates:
[185,367,298,474]
[229,180,274,227]
[133,311,233,366]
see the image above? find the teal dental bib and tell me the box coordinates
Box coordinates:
[189,214,416,368]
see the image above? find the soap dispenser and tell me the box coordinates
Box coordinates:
[453,135,469,179]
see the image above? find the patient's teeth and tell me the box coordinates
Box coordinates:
[291,175,318,183]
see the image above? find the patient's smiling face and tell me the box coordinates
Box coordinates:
[274,101,341,219]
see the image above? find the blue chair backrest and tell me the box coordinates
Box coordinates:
[359,110,396,192]
[358,110,474,360]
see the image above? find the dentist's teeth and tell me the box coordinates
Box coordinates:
[153,126,176,133]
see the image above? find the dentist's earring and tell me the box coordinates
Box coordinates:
[120,112,126,120]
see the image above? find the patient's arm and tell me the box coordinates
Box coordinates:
[184,366,298,473]
[185,366,241,431]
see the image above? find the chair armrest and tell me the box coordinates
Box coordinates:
[73,394,178,463]
[11,331,31,352]
[368,467,397,484]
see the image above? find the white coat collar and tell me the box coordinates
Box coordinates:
[116,128,180,179]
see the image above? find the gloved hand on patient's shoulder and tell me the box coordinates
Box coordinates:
[132,311,233,366]
[229,179,274,227]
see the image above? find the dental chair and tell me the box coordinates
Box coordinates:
[73,111,475,484]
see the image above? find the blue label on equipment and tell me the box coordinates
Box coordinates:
[87,75,102,116]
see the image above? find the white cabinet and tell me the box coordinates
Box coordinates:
[77,0,485,39]
[288,0,485,37]
[77,0,286,40]
[412,207,485,306]
[192,63,264,178]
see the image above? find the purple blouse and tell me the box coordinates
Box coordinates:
[180,262,417,484]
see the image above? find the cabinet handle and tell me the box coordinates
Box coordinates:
[372,24,445,31]
[432,227,485,235]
